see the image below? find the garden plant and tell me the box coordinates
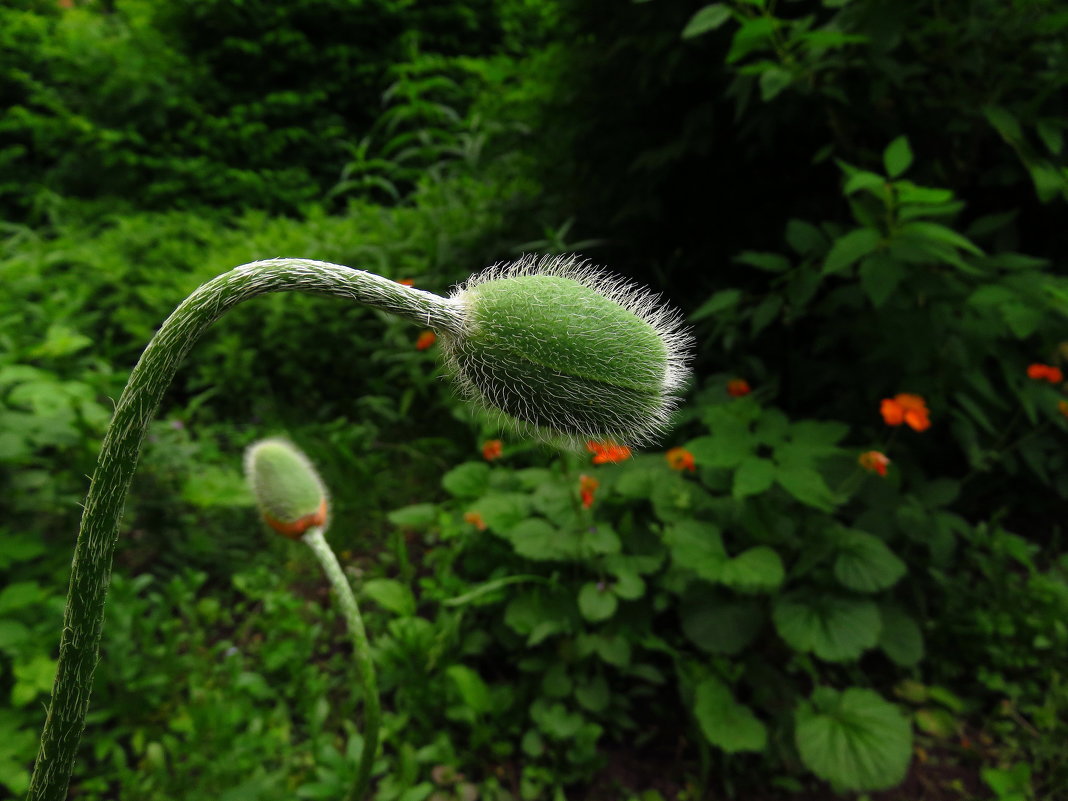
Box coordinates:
[25,254,691,801]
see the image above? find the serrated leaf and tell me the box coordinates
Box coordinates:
[823,228,882,274]
[883,136,913,178]
[833,530,906,592]
[795,687,912,791]
[681,4,733,39]
[694,677,767,753]
[773,593,880,661]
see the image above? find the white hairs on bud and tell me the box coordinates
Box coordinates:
[440,254,694,448]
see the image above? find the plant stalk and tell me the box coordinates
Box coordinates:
[27,259,462,801]
[302,527,380,801]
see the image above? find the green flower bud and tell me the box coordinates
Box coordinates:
[244,438,328,538]
[440,255,692,447]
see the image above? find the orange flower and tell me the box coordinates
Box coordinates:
[463,511,486,531]
[579,474,600,508]
[1027,363,1063,383]
[858,450,890,477]
[880,393,931,432]
[398,278,415,286]
[482,439,503,461]
[1058,400,1068,420]
[586,440,632,464]
[727,378,751,397]
[666,447,696,472]
[415,330,436,351]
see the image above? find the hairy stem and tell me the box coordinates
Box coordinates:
[302,527,380,801]
[28,259,462,801]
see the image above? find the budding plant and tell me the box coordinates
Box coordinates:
[244,438,379,801]
[26,254,691,801]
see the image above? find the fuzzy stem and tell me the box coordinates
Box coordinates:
[302,527,380,801]
[27,259,461,801]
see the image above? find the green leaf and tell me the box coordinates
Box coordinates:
[575,675,611,712]
[883,136,913,178]
[983,105,1023,142]
[795,687,912,791]
[578,582,618,622]
[735,250,791,272]
[662,520,726,583]
[898,221,983,256]
[751,294,783,334]
[858,253,906,307]
[182,468,254,508]
[506,518,580,561]
[775,464,837,510]
[681,4,733,39]
[759,66,793,101]
[878,605,924,667]
[733,458,776,500]
[0,583,46,615]
[442,462,491,498]
[362,578,415,616]
[472,493,530,532]
[694,676,767,753]
[1036,119,1063,155]
[446,664,493,714]
[823,228,882,274]
[833,529,906,593]
[681,593,764,655]
[690,288,742,322]
[773,593,880,661]
[785,219,827,256]
[685,426,755,470]
[843,170,885,196]
[387,503,438,527]
[727,17,777,63]
[722,546,784,593]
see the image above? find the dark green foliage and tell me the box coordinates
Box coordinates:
[3,0,1068,798]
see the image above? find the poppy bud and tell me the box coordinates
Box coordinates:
[244,438,328,538]
[441,255,692,447]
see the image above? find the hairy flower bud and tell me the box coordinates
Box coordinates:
[440,255,692,447]
[244,438,328,538]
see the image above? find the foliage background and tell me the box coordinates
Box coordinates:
[1,0,1066,799]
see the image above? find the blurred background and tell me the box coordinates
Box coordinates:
[1,1,1067,799]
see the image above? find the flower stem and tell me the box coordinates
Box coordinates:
[27,259,461,801]
[302,527,380,801]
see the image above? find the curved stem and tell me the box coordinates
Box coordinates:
[27,259,462,801]
[302,527,379,801]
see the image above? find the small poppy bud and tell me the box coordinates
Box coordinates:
[244,438,329,539]
[440,255,692,448]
